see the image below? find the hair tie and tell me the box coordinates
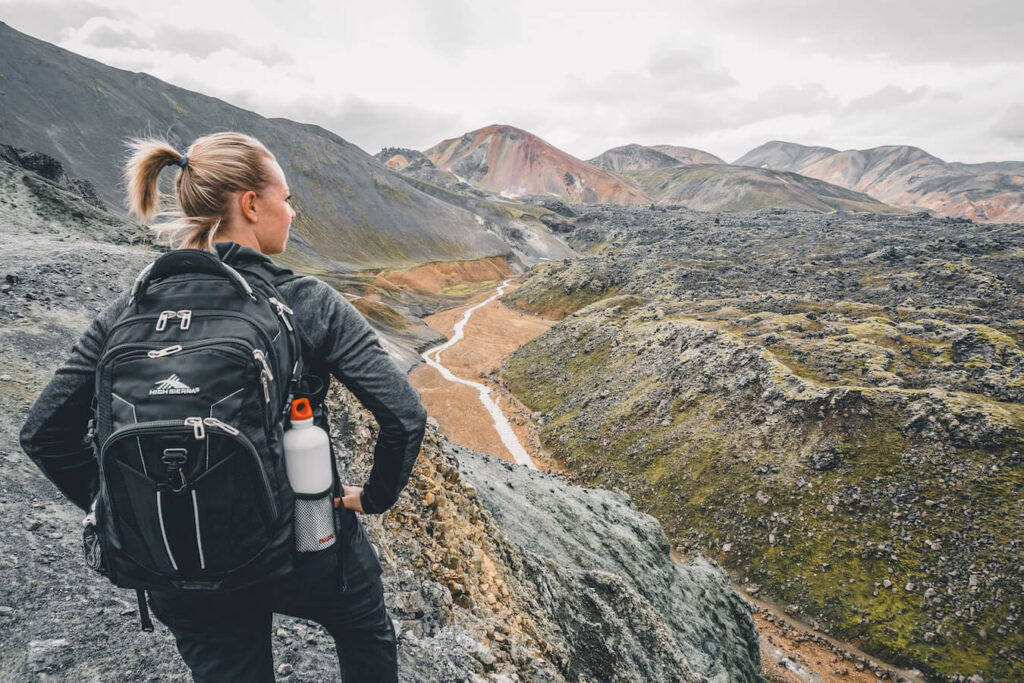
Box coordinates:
[171,153,189,169]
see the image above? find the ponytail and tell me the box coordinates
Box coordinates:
[122,132,274,251]
[124,138,184,222]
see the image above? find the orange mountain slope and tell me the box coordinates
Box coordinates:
[424,124,648,205]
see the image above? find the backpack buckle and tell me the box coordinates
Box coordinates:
[161,448,189,493]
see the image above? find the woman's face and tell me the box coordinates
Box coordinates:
[255,158,295,255]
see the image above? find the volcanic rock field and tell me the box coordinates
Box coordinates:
[501,203,1023,681]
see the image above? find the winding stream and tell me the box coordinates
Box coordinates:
[421,279,536,469]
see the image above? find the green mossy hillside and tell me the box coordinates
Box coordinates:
[504,303,1023,680]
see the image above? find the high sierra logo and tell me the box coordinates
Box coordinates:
[149,374,200,396]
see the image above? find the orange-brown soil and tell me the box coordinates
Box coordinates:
[372,255,514,295]
[755,611,886,683]
[409,282,565,471]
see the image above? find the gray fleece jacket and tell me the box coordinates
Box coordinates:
[19,241,428,516]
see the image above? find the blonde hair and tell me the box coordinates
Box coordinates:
[123,132,276,250]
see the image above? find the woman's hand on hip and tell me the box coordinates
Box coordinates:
[341,484,364,512]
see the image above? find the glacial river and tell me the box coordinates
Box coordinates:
[420,279,536,469]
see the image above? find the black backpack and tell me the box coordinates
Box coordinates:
[86,249,304,628]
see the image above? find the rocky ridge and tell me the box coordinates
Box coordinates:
[0,149,760,681]
[0,22,576,271]
[588,144,725,171]
[621,165,900,214]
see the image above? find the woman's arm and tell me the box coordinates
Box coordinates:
[285,277,428,514]
[19,291,130,511]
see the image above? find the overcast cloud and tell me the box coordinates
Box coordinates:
[2,0,1022,163]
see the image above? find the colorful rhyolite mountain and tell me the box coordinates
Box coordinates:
[421,132,893,214]
[737,141,1024,222]
[423,125,648,204]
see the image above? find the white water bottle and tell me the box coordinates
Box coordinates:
[283,398,336,552]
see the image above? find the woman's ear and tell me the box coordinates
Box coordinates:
[239,190,258,223]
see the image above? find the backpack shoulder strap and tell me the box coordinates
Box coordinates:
[259,270,330,411]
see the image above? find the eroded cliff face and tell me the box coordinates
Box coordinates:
[0,154,760,681]
[332,389,761,683]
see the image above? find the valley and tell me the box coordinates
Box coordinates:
[409,275,929,683]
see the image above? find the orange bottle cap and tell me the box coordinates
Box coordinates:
[290,398,313,422]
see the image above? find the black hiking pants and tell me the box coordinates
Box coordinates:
[147,546,396,682]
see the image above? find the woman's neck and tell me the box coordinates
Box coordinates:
[213,227,263,254]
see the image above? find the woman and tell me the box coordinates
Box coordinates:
[19,131,429,681]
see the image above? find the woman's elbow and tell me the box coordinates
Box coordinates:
[405,402,428,438]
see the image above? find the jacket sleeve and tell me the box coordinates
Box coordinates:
[19,291,130,512]
[287,277,427,514]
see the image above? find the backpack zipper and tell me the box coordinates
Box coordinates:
[106,310,282,386]
[268,297,294,331]
[147,344,182,358]
[155,310,193,331]
[253,349,273,403]
[97,339,277,437]
[184,417,205,440]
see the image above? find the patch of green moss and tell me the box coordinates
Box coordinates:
[352,298,408,330]
[439,280,500,297]
[504,284,620,320]
[160,92,187,115]
[373,176,412,206]
[485,201,552,220]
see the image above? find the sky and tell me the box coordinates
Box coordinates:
[3,0,1023,164]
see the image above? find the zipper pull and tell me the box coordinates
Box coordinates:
[260,371,270,404]
[177,310,192,330]
[269,296,293,315]
[148,344,182,358]
[155,310,176,331]
[203,417,240,435]
[269,297,294,331]
[253,349,274,381]
[184,417,206,440]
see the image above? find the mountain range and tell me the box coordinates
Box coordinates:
[4,18,1021,250]
[405,129,897,215]
[396,129,1023,222]
[737,141,1024,222]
